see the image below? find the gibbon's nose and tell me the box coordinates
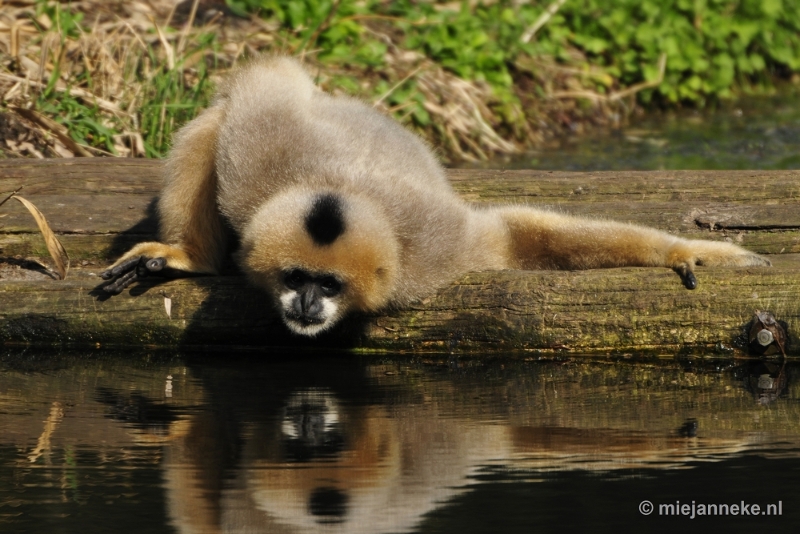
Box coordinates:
[294,285,324,320]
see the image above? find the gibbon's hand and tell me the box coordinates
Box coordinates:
[678,270,698,290]
[100,255,167,294]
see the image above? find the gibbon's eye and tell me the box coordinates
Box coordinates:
[319,276,342,297]
[284,269,307,290]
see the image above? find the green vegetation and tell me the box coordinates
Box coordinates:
[230,0,800,103]
[1,0,798,161]
[29,1,218,158]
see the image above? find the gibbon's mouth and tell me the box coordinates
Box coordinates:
[284,311,325,326]
[278,290,340,336]
[282,313,334,337]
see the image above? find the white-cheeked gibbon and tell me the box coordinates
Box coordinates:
[102,56,770,337]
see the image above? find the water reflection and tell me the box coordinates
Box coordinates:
[2,352,799,533]
[738,360,789,406]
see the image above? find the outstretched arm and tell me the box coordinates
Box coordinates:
[497,206,770,288]
[101,105,227,294]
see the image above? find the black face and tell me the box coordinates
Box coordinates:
[282,269,344,327]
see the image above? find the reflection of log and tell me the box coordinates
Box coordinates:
[1,159,798,354]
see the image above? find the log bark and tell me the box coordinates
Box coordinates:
[1,159,798,355]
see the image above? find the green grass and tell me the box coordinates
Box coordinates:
[3,0,799,160]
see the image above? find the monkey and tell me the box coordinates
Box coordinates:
[101,56,771,337]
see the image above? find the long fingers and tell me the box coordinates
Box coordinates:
[101,255,142,280]
[103,269,140,294]
[101,256,167,294]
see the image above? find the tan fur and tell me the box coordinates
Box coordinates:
[113,105,227,274]
[108,55,770,335]
[238,188,400,311]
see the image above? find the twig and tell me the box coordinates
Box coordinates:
[608,53,667,101]
[10,106,94,157]
[151,16,175,70]
[0,72,125,114]
[0,187,23,210]
[81,144,117,157]
[163,0,179,30]
[550,53,667,102]
[373,65,423,107]
[117,17,149,52]
[521,0,568,44]
[301,0,342,60]
[176,0,200,57]
[340,14,433,26]
[549,89,607,101]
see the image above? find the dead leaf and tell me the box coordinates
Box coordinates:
[12,195,70,280]
[0,187,23,210]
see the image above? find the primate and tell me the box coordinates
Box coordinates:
[102,56,770,336]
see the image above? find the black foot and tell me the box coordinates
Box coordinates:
[100,256,167,294]
[680,271,698,290]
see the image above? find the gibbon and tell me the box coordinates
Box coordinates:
[102,56,770,337]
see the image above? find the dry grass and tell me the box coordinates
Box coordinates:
[0,0,250,158]
[0,0,637,162]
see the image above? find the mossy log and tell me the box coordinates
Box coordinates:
[1,159,798,355]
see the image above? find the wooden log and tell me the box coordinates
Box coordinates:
[1,159,798,355]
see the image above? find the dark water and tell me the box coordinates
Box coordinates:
[2,350,799,533]
[468,91,800,171]
[4,93,800,533]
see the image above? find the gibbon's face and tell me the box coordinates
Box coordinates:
[278,268,347,337]
[239,189,401,337]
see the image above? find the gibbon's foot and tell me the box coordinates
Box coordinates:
[100,255,167,294]
[679,270,698,290]
[667,240,770,291]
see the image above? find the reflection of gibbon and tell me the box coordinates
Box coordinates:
[162,387,495,534]
[160,386,765,534]
[102,56,770,337]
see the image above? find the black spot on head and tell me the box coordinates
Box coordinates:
[305,194,345,246]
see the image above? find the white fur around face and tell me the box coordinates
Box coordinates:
[280,388,340,439]
[279,290,341,337]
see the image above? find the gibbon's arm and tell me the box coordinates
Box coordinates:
[101,106,227,294]
[497,206,771,288]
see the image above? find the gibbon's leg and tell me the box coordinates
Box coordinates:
[101,106,226,294]
[498,207,770,289]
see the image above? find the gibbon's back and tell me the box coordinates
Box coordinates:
[213,56,457,235]
[210,56,503,303]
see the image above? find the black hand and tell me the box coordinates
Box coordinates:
[103,268,139,294]
[101,256,168,294]
[101,255,142,280]
[680,271,698,290]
